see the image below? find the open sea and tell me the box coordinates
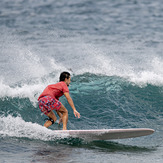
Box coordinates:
[0,0,163,162]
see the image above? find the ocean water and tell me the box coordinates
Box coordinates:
[0,0,163,162]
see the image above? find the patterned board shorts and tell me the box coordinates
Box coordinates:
[38,96,61,115]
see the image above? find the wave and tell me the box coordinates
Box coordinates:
[0,75,162,131]
[0,115,70,141]
[0,28,163,88]
[0,74,162,147]
[0,73,162,107]
[0,30,162,141]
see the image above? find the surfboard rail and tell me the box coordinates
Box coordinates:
[54,128,154,140]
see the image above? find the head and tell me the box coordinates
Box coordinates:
[59,71,71,86]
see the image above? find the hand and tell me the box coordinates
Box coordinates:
[74,110,80,118]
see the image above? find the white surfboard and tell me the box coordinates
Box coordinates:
[54,128,154,140]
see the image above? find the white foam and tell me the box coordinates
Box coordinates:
[0,115,69,141]
[0,79,44,104]
[0,54,162,105]
[125,56,163,86]
[45,34,163,86]
[1,28,163,96]
[74,43,163,86]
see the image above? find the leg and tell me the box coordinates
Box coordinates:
[44,111,57,128]
[56,110,63,124]
[56,110,62,118]
[57,104,68,130]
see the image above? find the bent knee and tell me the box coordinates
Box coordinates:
[62,108,68,114]
[47,111,57,122]
[59,105,68,114]
[60,108,68,115]
[65,109,68,114]
[53,116,57,122]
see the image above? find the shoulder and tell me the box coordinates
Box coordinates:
[58,81,67,86]
[59,81,69,92]
[49,82,69,90]
[48,82,65,87]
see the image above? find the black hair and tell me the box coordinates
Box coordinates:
[59,72,70,81]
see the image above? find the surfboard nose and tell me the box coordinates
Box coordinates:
[147,128,155,134]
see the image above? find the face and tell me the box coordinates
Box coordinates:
[65,76,71,86]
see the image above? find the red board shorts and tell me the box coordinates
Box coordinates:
[38,96,61,115]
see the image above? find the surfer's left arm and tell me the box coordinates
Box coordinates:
[64,92,80,118]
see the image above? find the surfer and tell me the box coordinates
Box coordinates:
[38,71,80,130]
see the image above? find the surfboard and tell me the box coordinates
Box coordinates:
[54,128,154,140]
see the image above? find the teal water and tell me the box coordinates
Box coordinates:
[0,0,163,162]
